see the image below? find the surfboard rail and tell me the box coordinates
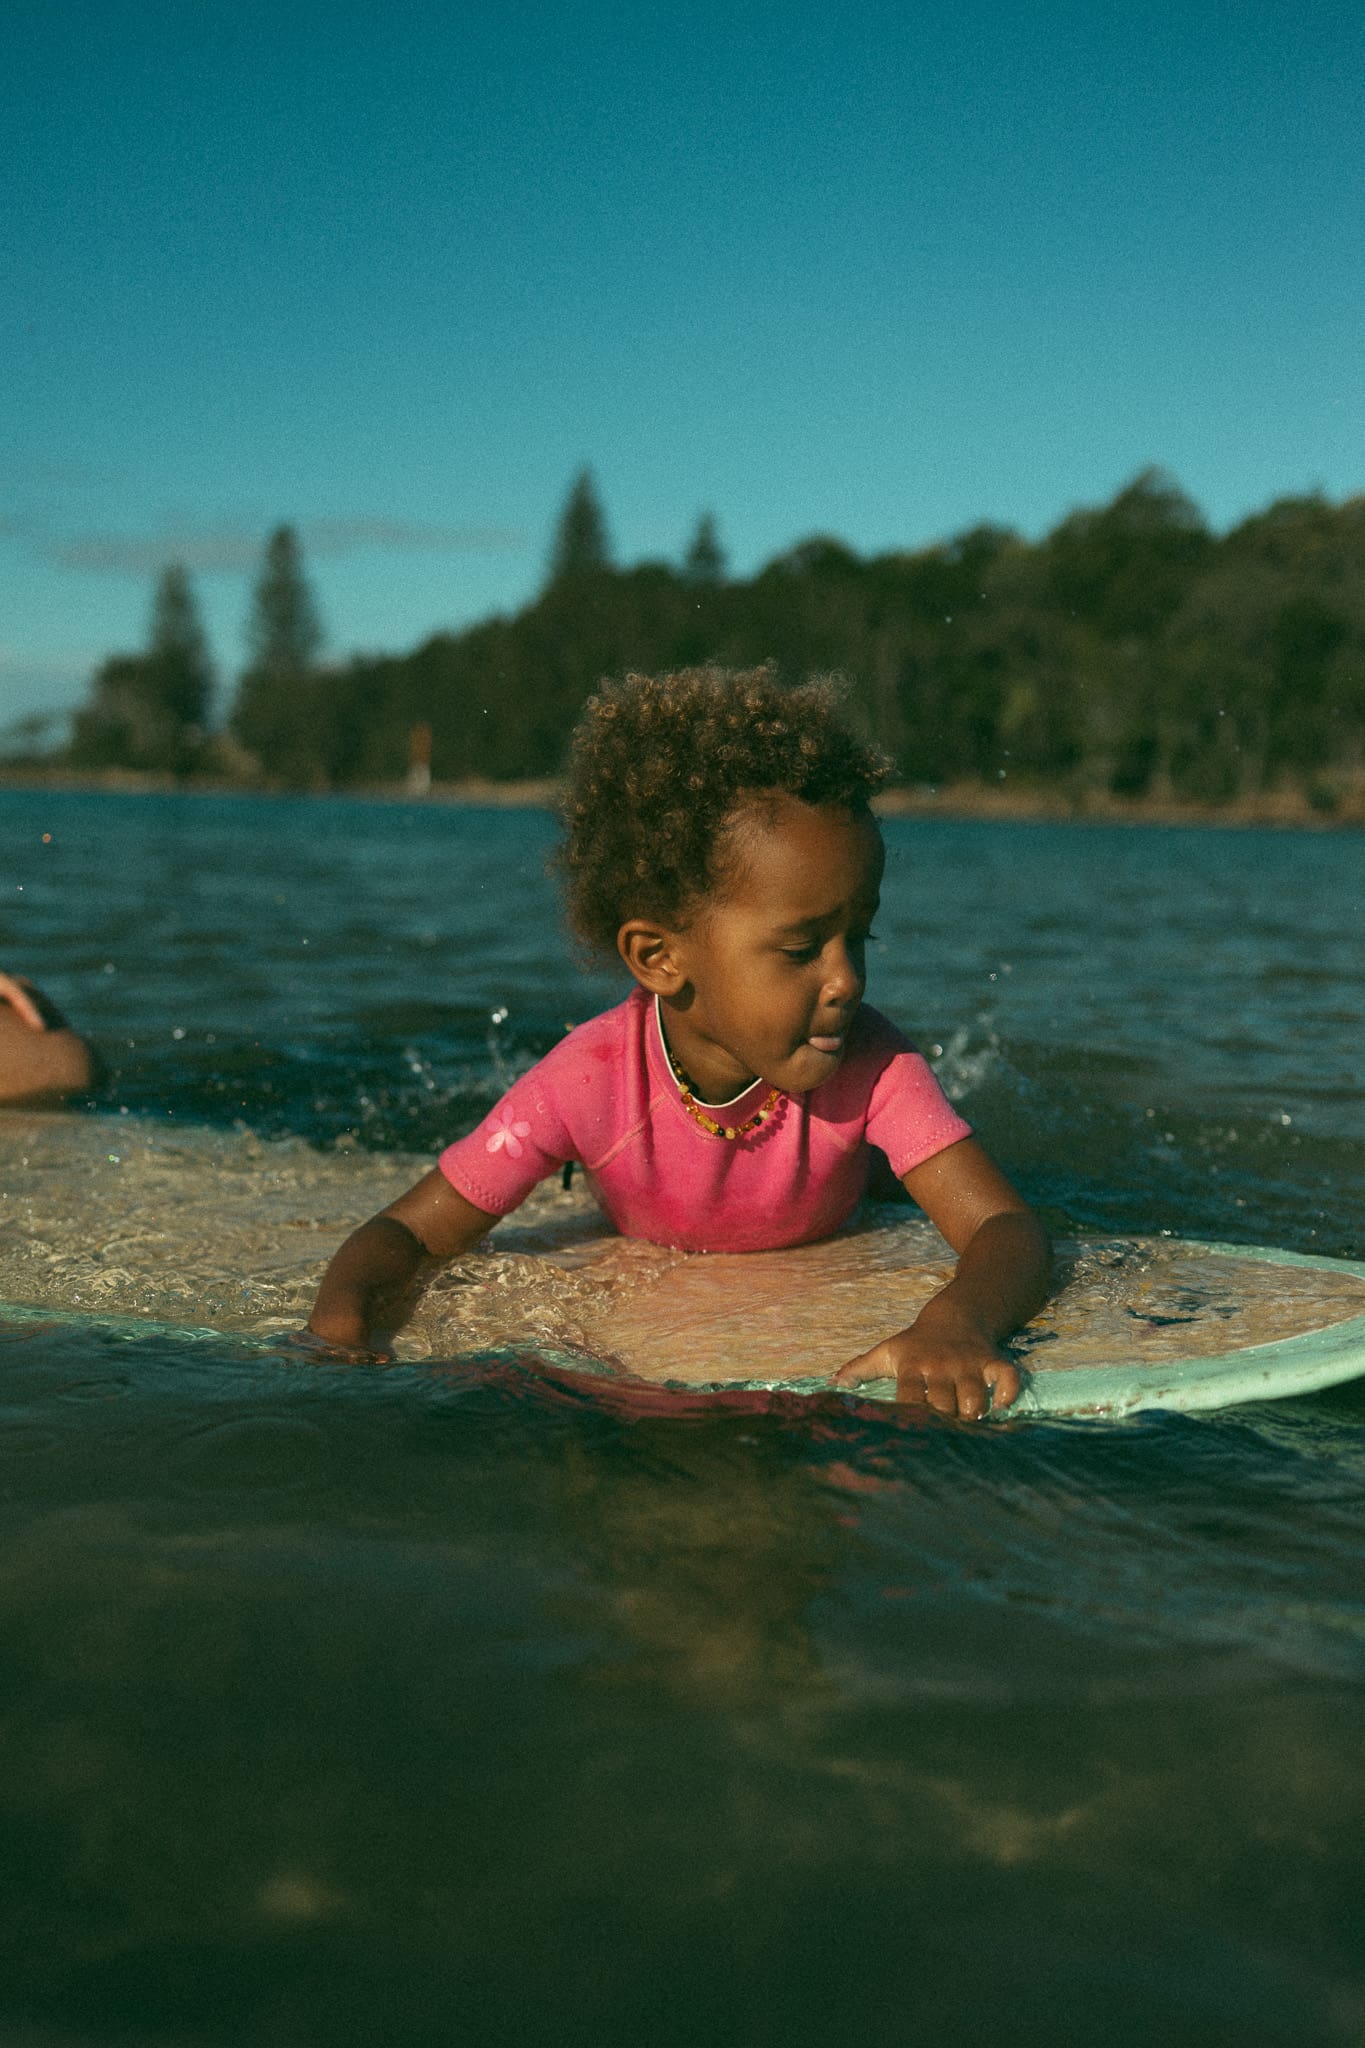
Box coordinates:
[1006,1239,1365,1420]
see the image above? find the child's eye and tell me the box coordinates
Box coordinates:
[781,944,819,963]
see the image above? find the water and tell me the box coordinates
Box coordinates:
[2,789,1364,2046]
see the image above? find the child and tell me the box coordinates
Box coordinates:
[308,668,1051,1415]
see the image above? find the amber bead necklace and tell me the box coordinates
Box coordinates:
[657,1002,782,1141]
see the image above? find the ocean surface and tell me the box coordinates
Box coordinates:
[2,787,1363,2046]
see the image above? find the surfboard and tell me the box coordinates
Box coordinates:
[2,1112,1364,1420]
[8,1226,1364,1424]
[464,1223,1365,1420]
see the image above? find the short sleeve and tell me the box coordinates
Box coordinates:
[438,1073,573,1216]
[864,1047,973,1179]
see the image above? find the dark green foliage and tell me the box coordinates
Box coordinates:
[69,563,213,774]
[682,512,726,585]
[1042,469,1212,640]
[547,469,612,584]
[64,474,1365,801]
[70,656,164,770]
[0,711,63,762]
[266,472,1365,800]
[230,527,326,785]
[150,564,214,727]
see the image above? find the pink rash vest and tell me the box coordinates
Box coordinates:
[438,988,972,1254]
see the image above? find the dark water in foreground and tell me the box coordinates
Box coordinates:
[2,789,1364,2046]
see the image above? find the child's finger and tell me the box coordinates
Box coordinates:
[953,1376,987,1420]
[832,1345,881,1386]
[901,1366,1008,1420]
[915,1373,963,1416]
[984,1361,1021,1411]
[0,974,47,1032]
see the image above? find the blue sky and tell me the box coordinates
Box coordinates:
[5,0,1363,730]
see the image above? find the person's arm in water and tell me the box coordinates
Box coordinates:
[835,1137,1051,1418]
[0,973,97,1104]
[307,1168,496,1352]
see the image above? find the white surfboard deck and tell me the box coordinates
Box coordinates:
[2,1112,1363,1420]
[462,1225,1365,1420]
[1008,1240,1365,1417]
[4,1228,1364,1422]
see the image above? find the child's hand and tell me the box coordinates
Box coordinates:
[843,1141,1049,1417]
[305,1172,495,1356]
[834,1298,1020,1418]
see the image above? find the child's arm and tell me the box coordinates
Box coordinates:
[307,1169,496,1352]
[835,1138,1051,1418]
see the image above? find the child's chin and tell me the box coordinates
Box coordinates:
[785,1046,844,1089]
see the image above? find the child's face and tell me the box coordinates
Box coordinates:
[661,796,885,1101]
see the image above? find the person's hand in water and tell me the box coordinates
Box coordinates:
[834,1139,1051,1417]
[834,1293,1022,1418]
[284,1327,396,1367]
[306,1168,495,1354]
[0,972,97,1103]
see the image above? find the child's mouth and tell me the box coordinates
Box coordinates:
[807,1035,844,1055]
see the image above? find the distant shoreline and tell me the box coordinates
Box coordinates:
[2,765,1362,831]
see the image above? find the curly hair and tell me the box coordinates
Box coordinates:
[557,666,890,956]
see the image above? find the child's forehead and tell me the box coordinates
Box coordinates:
[717,793,884,908]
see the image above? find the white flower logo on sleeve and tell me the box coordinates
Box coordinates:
[485,1104,532,1159]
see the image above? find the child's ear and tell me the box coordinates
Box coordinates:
[617,919,688,995]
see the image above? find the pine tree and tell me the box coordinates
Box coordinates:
[244,525,322,677]
[148,563,213,734]
[69,562,213,773]
[547,469,612,583]
[683,512,726,584]
[231,526,325,782]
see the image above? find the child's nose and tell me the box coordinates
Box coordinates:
[823,943,863,1005]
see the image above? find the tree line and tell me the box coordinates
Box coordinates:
[50,467,1365,807]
